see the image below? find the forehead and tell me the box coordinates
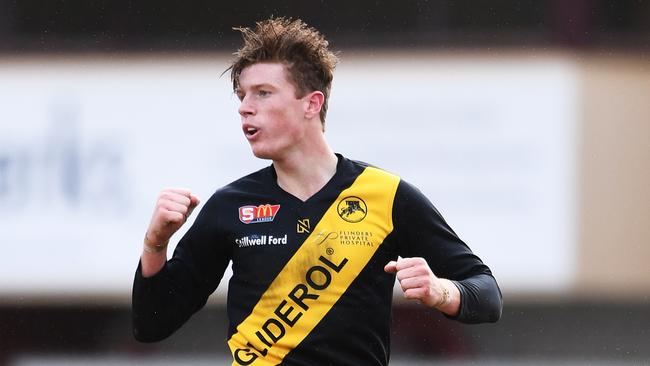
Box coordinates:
[238,62,292,89]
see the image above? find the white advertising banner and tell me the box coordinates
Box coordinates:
[0,54,578,301]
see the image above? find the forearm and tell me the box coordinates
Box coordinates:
[141,233,168,277]
[451,273,502,324]
[436,278,461,317]
[134,239,205,342]
[132,259,202,342]
[134,231,189,341]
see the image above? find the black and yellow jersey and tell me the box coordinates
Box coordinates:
[132,154,502,366]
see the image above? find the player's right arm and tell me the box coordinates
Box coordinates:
[140,188,200,277]
[132,188,230,342]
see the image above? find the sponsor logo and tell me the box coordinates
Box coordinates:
[337,196,367,223]
[235,234,288,248]
[313,230,338,245]
[239,204,281,224]
[232,255,349,365]
[296,219,311,234]
[339,230,374,247]
[313,230,374,247]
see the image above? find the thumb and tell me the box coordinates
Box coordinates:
[384,261,398,274]
[189,194,201,209]
[187,194,201,217]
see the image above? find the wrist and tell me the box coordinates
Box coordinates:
[143,232,168,254]
[433,285,450,309]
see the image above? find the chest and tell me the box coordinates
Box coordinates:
[226,193,395,288]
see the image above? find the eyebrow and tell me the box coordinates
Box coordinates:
[237,82,276,93]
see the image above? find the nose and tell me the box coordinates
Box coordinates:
[238,96,255,118]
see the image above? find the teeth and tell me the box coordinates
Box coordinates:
[247,127,257,134]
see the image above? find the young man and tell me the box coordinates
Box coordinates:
[132,18,502,366]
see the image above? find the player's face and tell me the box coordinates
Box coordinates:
[236,62,309,161]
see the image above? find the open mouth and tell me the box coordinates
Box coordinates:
[245,127,258,137]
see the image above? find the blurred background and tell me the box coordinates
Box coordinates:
[1,0,649,365]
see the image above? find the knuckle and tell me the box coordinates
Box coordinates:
[155,205,167,215]
[422,287,432,298]
[164,211,179,220]
[404,290,419,300]
[161,192,176,202]
[157,199,170,209]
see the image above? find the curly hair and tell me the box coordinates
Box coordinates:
[229,17,338,125]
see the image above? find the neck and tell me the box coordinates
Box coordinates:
[273,143,338,202]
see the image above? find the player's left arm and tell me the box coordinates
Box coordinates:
[388,180,502,324]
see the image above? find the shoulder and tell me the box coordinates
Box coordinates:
[396,178,426,199]
[341,155,382,173]
[393,178,439,212]
[340,154,400,181]
[393,178,449,228]
[339,155,434,198]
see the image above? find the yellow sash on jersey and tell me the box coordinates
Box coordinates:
[228,166,400,366]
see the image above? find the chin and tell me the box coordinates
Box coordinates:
[250,146,274,160]
[249,141,291,161]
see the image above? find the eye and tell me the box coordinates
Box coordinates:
[257,90,271,97]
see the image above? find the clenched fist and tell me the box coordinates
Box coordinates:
[144,188,200,251]
[384,257,459,315]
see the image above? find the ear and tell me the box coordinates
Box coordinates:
[304,91,325,120]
